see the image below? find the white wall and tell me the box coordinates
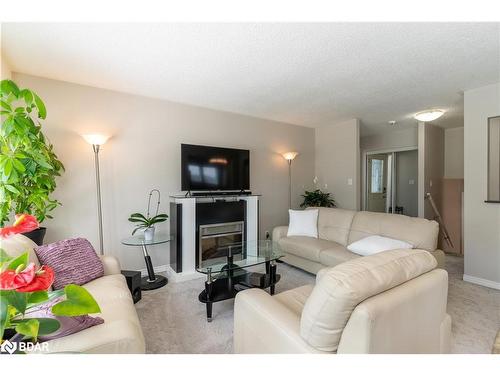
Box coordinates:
[13,73,315,271]
[464,82,500,289]
[315,119,360,210]
[444,127,464,179]
[1,51,11,80]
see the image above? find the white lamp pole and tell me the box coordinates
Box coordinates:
[83,134,110,255]
[282,152,299,208]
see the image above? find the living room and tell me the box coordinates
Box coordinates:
[1,1,499,373]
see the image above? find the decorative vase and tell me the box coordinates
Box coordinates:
[22,227,47,246]
[144,226,155,241]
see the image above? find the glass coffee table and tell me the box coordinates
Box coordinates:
[196,240,284,322]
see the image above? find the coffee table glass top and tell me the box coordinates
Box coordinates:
[121,232,171,246]
[196,240,284,274]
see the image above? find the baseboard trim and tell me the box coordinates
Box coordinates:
[463,274,500,290]
[138,264,168,277]
[166,265,204,283]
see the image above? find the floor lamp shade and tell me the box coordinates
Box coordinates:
[82,134,110,255]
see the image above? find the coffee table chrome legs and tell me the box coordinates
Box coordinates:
[205,268,213,322]
[140,242,168,291]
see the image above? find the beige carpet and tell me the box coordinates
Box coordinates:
[135,255,500,354]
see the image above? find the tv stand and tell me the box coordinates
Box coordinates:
[168,193,260,282]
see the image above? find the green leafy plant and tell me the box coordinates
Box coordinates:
[0,79,65,226]
[300,189,336,208]
[128,212,168,235]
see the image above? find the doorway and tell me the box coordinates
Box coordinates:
[365,149,418,217]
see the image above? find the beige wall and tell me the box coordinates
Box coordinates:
[1,50,11,80]
[315,119,360,210]
[444,127,464,179]
[464,82,500,288]
[488,118,500,200]
[13,73,315,271]
[418,122,444,219]
[395,150,418,217]
[360,127,418,153]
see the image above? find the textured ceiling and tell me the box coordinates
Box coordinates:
[2,23,499,135]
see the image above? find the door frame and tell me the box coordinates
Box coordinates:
[361,146,418,212]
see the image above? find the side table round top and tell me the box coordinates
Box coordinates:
[121,232,171,246]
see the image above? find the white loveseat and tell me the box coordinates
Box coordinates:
[0,234,146,354]
[234,249,451,354]
[273,207,445,274]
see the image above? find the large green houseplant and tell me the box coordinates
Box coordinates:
[0,80,64,243]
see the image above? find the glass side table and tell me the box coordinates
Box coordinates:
[121,232,171,290]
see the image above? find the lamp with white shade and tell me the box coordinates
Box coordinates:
[82,134,110,255]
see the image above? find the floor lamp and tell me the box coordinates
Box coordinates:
[82,134,110,255]
[282,152,299,208]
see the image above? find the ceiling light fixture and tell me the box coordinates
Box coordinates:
[388,121,397,126]
[414,110,445,122]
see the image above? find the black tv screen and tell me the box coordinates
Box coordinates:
[181,144,250,191]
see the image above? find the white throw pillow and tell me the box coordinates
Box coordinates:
[287,209,319,238]
[347,235,413,256]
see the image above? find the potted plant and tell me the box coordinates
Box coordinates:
[0,215,100,353]
[128,212,168,241]
[300,189,336,208]
[0,80,65,245]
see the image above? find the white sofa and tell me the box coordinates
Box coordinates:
[273,207,445,273]
[234,249,451,354]
[0,234,146,354]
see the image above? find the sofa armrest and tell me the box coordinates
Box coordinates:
[234,288,323,353]
[100,255,121,275]
[272,226,288,242]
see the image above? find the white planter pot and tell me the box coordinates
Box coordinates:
[143,226,155,241]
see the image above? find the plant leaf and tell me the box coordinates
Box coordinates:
[7,252,29,270]
[1,290,28,315]
[1,80,20,96]
[52,284,101,317]
[0,297,8,339]
[28,290,49,305]
[15,318,39,340]
[13,318,60,336]
[33,93,46,119]
[7,252,29,271]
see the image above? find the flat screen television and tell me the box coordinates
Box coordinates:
[181,144,250,191]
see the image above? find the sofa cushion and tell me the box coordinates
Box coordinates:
[347,235,413,256]
[287,209,319,238]
[82,274,142,330]
[279,236,336,262]
[274,284,314,316]
[307,207,356,246]
[35,238,104,290]
[0,234,40,267]
[300,249,437,352]
[348,211,439,251]
[319,243,360,267]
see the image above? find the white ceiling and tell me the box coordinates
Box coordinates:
[2,23,499,135]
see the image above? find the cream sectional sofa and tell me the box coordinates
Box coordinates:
[1,234,146,354]
[234,249,451,353]
[273,207,445,273]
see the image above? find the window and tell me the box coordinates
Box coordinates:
[371,159,384,193]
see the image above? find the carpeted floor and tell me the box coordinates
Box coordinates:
[135,255,500,354]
